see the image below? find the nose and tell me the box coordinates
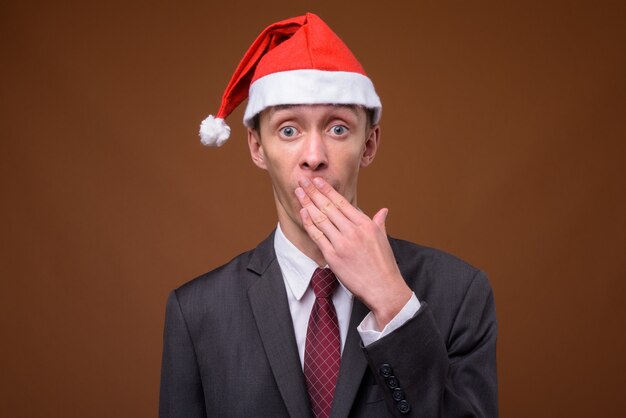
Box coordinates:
[300,130,328,171]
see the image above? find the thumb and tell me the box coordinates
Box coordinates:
[373,208,388,233]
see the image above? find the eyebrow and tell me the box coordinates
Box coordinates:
[267,104,361,117]
[266,104,298,116]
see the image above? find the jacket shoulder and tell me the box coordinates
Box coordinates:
[389,236,482,281]
[389,236,495,345]
[172,248,257,306]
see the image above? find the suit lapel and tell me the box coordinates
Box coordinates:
[247,232,313,418]
[330,299,369,418]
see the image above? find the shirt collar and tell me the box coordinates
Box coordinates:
[274,223,351,301]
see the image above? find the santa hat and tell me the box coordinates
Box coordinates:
[199,12,382,146]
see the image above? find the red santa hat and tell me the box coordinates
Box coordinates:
[199,12,382,146]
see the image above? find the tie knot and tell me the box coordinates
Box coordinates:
[311,268,337,298]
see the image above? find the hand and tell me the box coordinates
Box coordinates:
[295,177,413,329]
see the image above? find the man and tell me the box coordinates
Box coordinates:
[160,13,497,418]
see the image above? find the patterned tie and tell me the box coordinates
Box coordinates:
[304,267,340,418]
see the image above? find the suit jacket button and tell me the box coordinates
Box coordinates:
[386,375,399,389]
[379,363,393,378]
[392,388,405,402]
[397,400,411,414]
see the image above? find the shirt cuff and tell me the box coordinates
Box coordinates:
[357,293,421,347]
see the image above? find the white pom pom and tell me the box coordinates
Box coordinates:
[199,115,231,147]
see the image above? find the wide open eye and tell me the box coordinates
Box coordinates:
[329,124,348,136]
[279,126,299,138]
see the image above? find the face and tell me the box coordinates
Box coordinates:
[247,104,380,231]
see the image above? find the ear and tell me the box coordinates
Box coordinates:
[247,128,267,170]
[360,124,380,168]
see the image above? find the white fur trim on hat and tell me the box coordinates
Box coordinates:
[199,115,231,147]
[243,69,382,127]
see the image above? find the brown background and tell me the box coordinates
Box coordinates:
[1,0,625,417]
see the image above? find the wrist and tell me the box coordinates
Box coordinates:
[370,283,413,330]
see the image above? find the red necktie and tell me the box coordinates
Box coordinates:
[304,268,340,418]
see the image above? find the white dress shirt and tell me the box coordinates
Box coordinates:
[274,224,420,367]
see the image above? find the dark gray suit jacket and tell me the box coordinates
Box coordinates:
[159,231,498,417]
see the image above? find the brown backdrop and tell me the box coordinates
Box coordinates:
[1,1,625,417]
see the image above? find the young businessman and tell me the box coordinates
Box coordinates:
[159,13,498,418]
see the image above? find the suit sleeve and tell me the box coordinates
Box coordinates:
[361,271,498,417]
[159,290,207,418]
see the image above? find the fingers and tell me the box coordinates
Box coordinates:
[372,208,388,234]
[299,207,333,254]
[294,185,342,244]
[296,177,365,229]
[295,177,387,250]
[307,177,366,224]
[295,178,352,239]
